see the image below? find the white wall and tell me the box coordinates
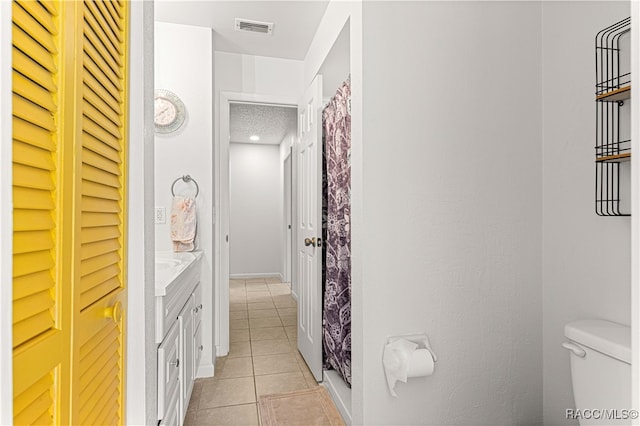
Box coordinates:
[541,2,631,424]
[154,21,215,377]
[229,143,282,277]
[359,2,543,424]
[0,1,12,422]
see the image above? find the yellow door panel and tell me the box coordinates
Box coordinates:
[12,0,128,423]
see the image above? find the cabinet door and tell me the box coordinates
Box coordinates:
[179,296,195,422]
[194,323,203,379]
[158,321,180,422]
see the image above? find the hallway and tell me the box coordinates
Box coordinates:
[185,278,317,425]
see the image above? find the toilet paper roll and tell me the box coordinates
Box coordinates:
[406,348,435,378]
[383,338,435,397]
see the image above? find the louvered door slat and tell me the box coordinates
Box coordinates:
[13,272,53,300]
[13,49,57,92]
[83,148,121,175]
[13,72,57,112]
[13,187,55,211]
[13,209,54,231]
[13,163,55,190]
[80,265,119,295]
[80,225,120,244]
[13,118,55,151]
[83,5,121,64]
[84,88,121,126]
[103,0,122,29]
[13,94,56,131]
[80,278,120,309]
[81,240,121,261]
[12,312,53,347]
[82,164,121,188]
[83,119,122,150]
[13,251,54,278]
[12,3,57,53]
[83,101,121,139]
[82,180,121,200]
[83,132,121,163]
[12,28,57,73]
[15,0,57,34]
[82,196,121,213]
[13,291,55,324]
[39,0,58,16]
[14,230,54,254]
[13,374,52,417]
[85,0,122,43]
[13,140,55,170]
[84,16,121,69]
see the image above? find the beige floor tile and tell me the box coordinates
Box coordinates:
[187,386,200,412]
[230,310,248,320]
[245,278,267,284]
[251,339,295,356]
[230,287,246,296]
[230,329,250,343]
[183,410,197,426]
[230,295,246,304]
[285,326,297,341]
[249,316,282,328]
[279,315,296,326]
[218,356,253,379]
[268,282,290,289]
[248,308,279,319]
[277,307,297,317]
[230,279,245,286]
[246,291,272,302]
[272,296,297,308]
[229,282,245,290]
[254,371,308,397]
[265,277,283,284]
[230,303,248,312]
[228,341,251,358]
[196,403,259,426]
[230,318,249,330]
[250,326,287,341]
[253,352,300,376]
[245,283,269,292]
[199,377,256,409]
[248,301,276,311]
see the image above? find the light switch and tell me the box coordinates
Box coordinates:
[155,207,166,224]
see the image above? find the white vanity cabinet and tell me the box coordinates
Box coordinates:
[156,252,203,426]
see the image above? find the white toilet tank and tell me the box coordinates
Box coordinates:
[563,319,631,425]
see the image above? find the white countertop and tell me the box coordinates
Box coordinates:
[155,250,203,296]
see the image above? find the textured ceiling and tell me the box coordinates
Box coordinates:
[155,1,329,60]
[230,103,297,145]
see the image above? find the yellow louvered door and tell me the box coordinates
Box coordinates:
[11,0,128,424]
[11,1,70,425]
[71,1,128,425]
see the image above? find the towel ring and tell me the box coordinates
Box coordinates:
[171,175,199,198]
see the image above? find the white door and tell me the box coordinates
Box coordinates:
[296,74,323,381]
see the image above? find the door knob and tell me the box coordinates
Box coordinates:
[304,237,316,247]
[104,301,123,323]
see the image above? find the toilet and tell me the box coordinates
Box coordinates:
[563,319,631,425]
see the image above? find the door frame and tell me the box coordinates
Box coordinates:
[216,92,298,356]
[283,147,293,287]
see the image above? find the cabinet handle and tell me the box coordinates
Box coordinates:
[199,345,203,351]
[170,358,180,368]
[198,304,203,310]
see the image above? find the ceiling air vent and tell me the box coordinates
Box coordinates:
[235,18,274,35]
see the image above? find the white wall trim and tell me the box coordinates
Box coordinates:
[216,91,298,357]
[0,1,12,422]
[323,370,352,425]
[230,273,284,280]
[631,1,639,421]
[125,2,156,424]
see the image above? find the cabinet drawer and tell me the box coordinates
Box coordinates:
[158,321,180,421]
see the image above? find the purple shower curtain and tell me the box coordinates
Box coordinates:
[322,78,352,386]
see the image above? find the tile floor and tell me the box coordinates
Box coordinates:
[184,277,318,426]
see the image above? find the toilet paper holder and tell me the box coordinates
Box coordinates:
[386,333,437,362]
[383,333,437,397]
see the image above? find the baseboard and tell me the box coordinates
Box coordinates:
[197,362,214,379]
[291,289,299,302]
[322,370,352,425]
[230,272,282,280]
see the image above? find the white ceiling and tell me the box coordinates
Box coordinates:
[230,103,297,145]
[155,1,330,60]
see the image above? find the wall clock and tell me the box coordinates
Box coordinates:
[154,89,186,134]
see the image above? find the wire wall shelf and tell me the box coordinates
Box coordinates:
[595,17,631,216]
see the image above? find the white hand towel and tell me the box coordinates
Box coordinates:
[170,196,197,252]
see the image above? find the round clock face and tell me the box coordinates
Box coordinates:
[154,90,186,134]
